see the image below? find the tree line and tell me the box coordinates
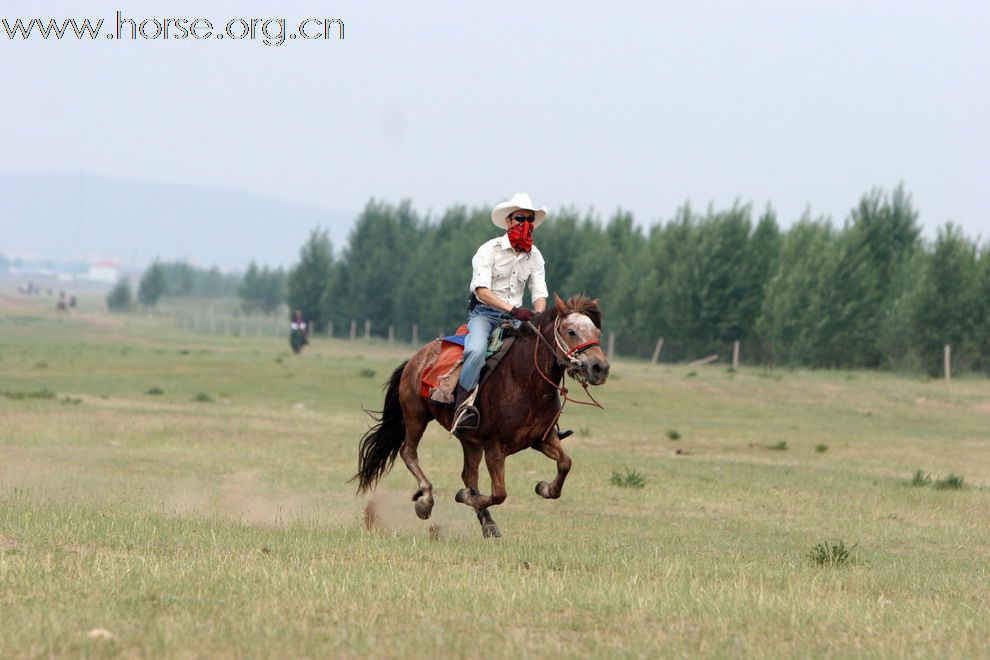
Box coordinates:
[283,187,989,374]
[108,260,279,312]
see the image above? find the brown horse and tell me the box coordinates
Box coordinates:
[353,294,610,538]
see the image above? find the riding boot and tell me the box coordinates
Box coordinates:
[453,384,480,431]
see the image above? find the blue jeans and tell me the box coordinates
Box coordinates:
[459,305,514,391]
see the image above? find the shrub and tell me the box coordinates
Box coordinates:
[815,444,829,453]
[910,470,931,487]
[146,387,164,395]
[667,430,681,440]
[765,441,788,450]
[809,540,856,566]
[934,474,964,490]
[610,469,646,489]
[193,392,214,403]
[1,389,56,400]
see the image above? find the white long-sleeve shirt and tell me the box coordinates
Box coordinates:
[468,234,548,308]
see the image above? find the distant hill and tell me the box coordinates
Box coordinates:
[0,172,357,269]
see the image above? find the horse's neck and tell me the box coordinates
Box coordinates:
[527,324,565,386]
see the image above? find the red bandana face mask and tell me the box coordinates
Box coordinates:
[507,221,534,252]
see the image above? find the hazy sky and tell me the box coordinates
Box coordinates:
[4,0,989,241]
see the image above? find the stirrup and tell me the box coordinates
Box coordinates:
[453,403,480,431]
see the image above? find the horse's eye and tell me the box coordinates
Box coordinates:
[568,329,577,337]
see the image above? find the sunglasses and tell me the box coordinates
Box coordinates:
[508,214,535,223]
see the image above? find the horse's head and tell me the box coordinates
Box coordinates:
[545,294,610,386]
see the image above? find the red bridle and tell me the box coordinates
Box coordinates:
[565,339,600,358]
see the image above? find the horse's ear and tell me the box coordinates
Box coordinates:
[588,298,602,329]
[553,293,567,314]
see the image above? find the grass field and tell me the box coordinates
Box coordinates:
[2,292,989,658]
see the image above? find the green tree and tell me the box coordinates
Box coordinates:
[288,229,334,329]
[821,186,921,367]
[757,216,837,366]
[239,262,286,315]
[975,244,990,372]
[106,278,133,312]
[327,200,420,337]
[138,261,167,307]
[911,224,980,374]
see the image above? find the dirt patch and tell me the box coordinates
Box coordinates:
[0,293,40,313]
[163,471,313,526]
[218,470,303,524]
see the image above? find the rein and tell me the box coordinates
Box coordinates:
[525,317,605,444]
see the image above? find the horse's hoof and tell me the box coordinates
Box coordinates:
[414,494,434,520]
[482,523,502,538]
[455,488,478,505]
[535,481,553,498]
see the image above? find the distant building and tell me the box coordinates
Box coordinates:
[85,259,121,283]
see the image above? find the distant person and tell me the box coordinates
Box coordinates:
[290,310,309,354]
[69,295,77,309]
[453,192,549,432]
[56,291,68,312]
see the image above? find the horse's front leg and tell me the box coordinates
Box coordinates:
[398,417,435,520]
[532,433,571,499]
[455,444,506,538]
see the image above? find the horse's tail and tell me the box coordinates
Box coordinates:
[352,361,408,493]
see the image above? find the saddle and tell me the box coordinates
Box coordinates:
[420,321,517,404]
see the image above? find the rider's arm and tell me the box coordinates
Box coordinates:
[473,287,513,313]
[528,248,549,312]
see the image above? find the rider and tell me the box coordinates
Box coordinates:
[454,192,549,431]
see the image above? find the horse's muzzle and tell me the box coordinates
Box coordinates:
[582,356,610,385]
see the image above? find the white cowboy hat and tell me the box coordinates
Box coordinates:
[491,192,548,229]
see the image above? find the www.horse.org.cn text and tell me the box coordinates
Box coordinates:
[1,11,345,47]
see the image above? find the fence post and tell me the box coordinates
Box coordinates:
[732,340,740,371]
[412,324,418,345]
[388,325,395,344]
[607,332,616,362]
[651,337,664,365]
[944,344,951,381]
[349,320,356,341]
[364,319,371,340]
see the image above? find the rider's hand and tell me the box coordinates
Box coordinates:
[510,307,535,322]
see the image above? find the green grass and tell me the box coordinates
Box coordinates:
[934,474,965,490]
[609,469,647,489]
[2,293,990,656]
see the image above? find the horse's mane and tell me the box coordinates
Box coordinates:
[535,294,602,330]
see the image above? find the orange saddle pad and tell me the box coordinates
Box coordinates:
[420,324,469,403]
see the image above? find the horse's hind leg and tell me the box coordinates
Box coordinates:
[532,434,571,499]
[455,444,506,538]
[399,416,435,520]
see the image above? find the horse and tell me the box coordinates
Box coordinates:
[352,294,610,538]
